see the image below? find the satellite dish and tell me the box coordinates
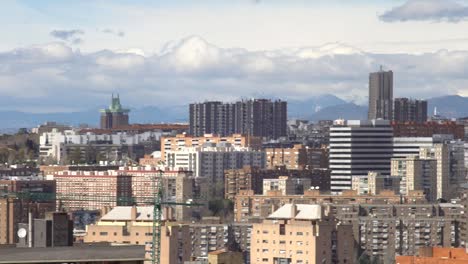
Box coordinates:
[17,228,27,238]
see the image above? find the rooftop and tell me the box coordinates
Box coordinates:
[101,206,165,221]
[268,204,322,220]
[0,244,145,263]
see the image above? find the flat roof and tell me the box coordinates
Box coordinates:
[0,245,146,263]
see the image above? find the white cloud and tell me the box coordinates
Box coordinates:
[380,0,468,22]
[0,36,467,112]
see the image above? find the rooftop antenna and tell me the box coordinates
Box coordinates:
[434,107,437,116]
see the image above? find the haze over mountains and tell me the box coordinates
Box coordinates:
[1,94,467,131]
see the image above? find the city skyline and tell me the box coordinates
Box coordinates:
[1,1,468,112]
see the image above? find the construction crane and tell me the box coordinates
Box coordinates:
[0,171,203,264]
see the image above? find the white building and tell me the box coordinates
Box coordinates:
[165,143,265,186]
[329,119,393,193]
[39,129,166,163]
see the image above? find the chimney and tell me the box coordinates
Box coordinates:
[131,205,137,221]
[290,203,297,219]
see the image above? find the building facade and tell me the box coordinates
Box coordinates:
[250,204,355,264]
[391,156,437,201]
[393,98,428,123]
[84,206,191,264]
[189,99,287,139]
[161,133,262,162]
[0,179,56,244]
[100,94,130,129]
[262,177,311,195]
[329,120,393,193]
[368,69,393,120]
[224,166,330,201]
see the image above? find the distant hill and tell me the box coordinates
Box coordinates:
[1,94,468,132]
[288,94,347,119]
[427,95,468,118]
[308,103,368,121]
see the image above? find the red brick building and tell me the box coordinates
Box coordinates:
[392,121,464,139]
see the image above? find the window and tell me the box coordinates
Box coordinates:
[262,240,268,244]
[297,232,303,236]
[280,224,286,235]
[262,249,269,253]
[262,230,269,234]
[262,258,268,262]
[114,232,117,236]
[297,250,303,254]
[99,232,108,236]
[279,240,286,244]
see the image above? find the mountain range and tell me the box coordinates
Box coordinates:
[1,95,467,132]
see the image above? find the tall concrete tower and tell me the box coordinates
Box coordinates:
[368,67,393,120]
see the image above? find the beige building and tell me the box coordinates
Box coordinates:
[263,176,311,195]
[250,204,355,264]
[207,249,243,264]
[234,189,427,222]
[391,155,437,201]
[84,206,190,264]
[265,144,327,170]
[420,144,450,200]
[161,133,262,162]
[351,171,400,195]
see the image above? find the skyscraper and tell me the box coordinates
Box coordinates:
[189,99,287,139]
[393,98,428,123]
[368,68,393,120]
[100,94,130,129]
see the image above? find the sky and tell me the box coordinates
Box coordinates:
[1,0,468,112]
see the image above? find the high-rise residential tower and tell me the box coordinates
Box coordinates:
[368,68,393,120]
[100,94,130,129]
[393,98,428,123]
[189,99,287,139]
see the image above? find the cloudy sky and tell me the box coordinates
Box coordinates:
[1,0,468,112]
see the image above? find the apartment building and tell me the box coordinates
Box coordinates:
[52,168,196,220]
[189,218,252,261]
[165,144,265,195]
[234,189,427,222]
[189,99,287,139]
[39,128,167,163]
[224,166,330,201]
[262,176,311,195]
[333,203,463,262]
[393,98,428,123]
[161,133,262,162]
[0,179,56,244]
[391,156,437,201]
[84,206,190,264]
[265,144,328,170]
[351,171,400,195]
[250,204,355,264]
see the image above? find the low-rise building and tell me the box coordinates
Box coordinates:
[161,133,262,162]
[396,247,468,264]
[84,206,191,264]
[234,189,427,222]
[262,176,311,195]
[352,171,400,195]
[224,166,330,201]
